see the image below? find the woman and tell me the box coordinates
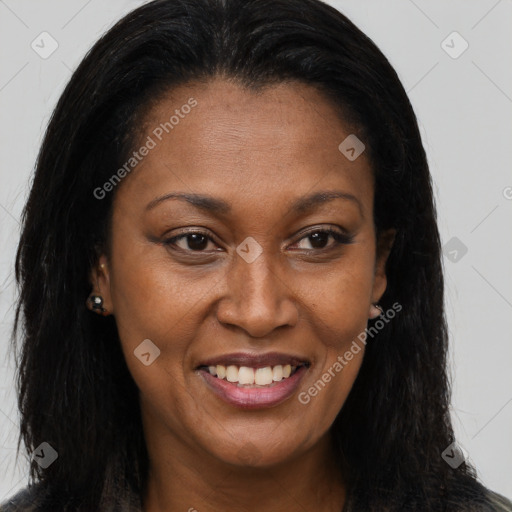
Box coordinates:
[2,0,511,510]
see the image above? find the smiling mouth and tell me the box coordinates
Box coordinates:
[197,363,310,387]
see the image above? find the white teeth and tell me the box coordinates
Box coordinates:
[216,365,226,379]
[238,366,255,385]
[272,365,283,381]
[226,365,238,383]
[255,367,273,385]
[205,363,302,386]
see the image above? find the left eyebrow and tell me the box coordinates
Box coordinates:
[290,190,364,219]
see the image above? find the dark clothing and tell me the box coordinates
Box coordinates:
[2,482,512,511]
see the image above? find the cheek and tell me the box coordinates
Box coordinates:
[298,351,364,421]
[106,243,197,395]
[294,244,374,419]
[297,301,367,430]
[108,235,211,347]
[305,246,376,348]
[108,253,201,432]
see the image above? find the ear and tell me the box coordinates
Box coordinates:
[371,228,396,304]
[88,253,114,314]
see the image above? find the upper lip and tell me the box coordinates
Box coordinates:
[196,351,310,369]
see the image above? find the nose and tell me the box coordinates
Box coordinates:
[216,249,299,338]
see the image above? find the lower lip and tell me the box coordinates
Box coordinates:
[198,366,308,410]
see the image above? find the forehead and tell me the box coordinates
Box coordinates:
[115,78,374,215]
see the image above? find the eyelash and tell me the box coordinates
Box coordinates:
[162,227,354,253]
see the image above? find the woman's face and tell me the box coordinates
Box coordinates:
[93,78,393,468]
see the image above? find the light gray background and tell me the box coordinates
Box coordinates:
[1,0,511,502]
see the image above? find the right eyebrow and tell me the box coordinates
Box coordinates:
[145,192,231,214]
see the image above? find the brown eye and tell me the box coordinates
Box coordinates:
[294,228,354,251]
[307,231,330,249]
[164,232,218,252]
